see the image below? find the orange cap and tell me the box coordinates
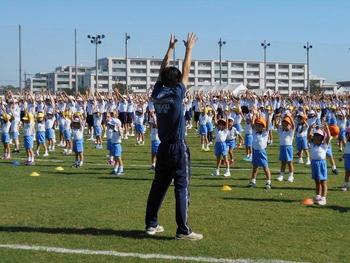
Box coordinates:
[255,117,267,129]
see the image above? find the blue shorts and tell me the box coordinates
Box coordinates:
[252,149,269,168]
[234,124,242,133]
[326,144,333,157]
[135,124,145,134]
[63,130,71,141]
[225,139,236,150]
[245,134,253,147]
[206,122,213,132]
[24,135,34,150]
[199,124,208,135]
[36,131,46,144]
[279,145,293,162]
[11,131,19,140]
[344,154,350,171]
[1,133,10,144]
[111,143,122,157]
[311,159,327,180]
[214,141,227,157]
[151,140,160,155]
[59,125,65,133]
[296,136,308,151]
[339,128,346,141]
[45,128,54,140]
[73,139,84,153]
[94,125,102,137]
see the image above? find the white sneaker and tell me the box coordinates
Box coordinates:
[223,170,231,177]
[43,152,49,157]
[317,197,327,206]
[298,158,304,164]
[305,159,311,165]
[287,176,294,183]
[204,147,210,152]
[146,225,164,236]
[212,169,219,176]
[341,183,349,192]
[276,175,284,182]
[176,232,203,241]
[313,195,322,202]
[35,151,39,157]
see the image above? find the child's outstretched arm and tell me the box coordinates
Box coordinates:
[324,123,330,145]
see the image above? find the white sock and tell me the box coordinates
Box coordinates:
[251,178,256,184]
[332,165,337,170]
[267,179,271,185]
[289,172,294,177]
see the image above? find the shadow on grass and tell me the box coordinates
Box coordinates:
[308,205,350,213]
[0,226,174,240]
[222,197,298,203]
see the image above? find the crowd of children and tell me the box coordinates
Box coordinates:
[1,89,350,205]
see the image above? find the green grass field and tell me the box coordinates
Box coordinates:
[0,128,349,263]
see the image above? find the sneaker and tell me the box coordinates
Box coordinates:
[265,182,272,189]
[43,152,49,157]
[305,159,311,165]
[35,151,40,157]
[223,170,231,177]
[150,164,155,170]
[276,175,284,182]
[287,176,294,183]
[211,169,219,176]
[175,232,203,241]
[332,169,338,175]
[297,158,304,164]
[341,185,349,192]
[116,169,124,176]
[313,195,322,202]
[146,225,164,236]
[243,157,251,162]
[247,181,256,188]
[317,197,327,206]
[203,147,210,152]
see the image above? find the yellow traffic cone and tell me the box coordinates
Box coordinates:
[55,166,64,171]
[221,185,232,191]
[30,172,40,177]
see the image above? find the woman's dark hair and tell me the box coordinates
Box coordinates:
[160,66,182,87]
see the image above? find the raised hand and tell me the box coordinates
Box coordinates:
[169,34,177,49]
[183,32,197,49]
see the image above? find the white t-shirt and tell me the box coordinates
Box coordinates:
[135,114,144,125]
[199,114,208,125]
[310,143,328,160]
[278,128,294,146]
[252,130,268,150]
[72,128,83,140]
[23,122,34,136]
[226,126,240,141]
[35,122,46,132]
[1,121,11,133]
[216,129,228,143]
[150,127,160,141]
[295,123,308,138]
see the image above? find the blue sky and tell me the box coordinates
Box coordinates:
[0,0,349,86]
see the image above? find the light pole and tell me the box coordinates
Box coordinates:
[261,40,270,90]
[218,38,226,85]
[19,24,22,92]
[125,33,131,93]
[304,42,312,95]
[87,34,105,94]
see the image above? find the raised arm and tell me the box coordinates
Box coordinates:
[157,34,177,82]
[182,33,197,87]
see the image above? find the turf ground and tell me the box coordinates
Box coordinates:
[0,127,349,263]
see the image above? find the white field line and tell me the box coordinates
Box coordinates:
[0,243,306,263]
